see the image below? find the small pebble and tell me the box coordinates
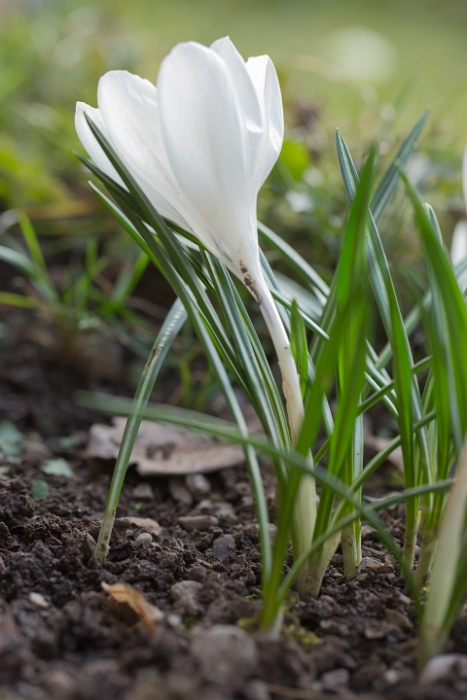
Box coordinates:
[213,502,238,522]
[170,580,203,601]
[234,481,251,497]
[132,483,154,501]
[420,654,467,684]
[233,554,246,564]
[127,516,161,537]
[185,473,211,495]
[212,534,236,559]
[135,532,153,547]
[321,668,350,689]
[44,670,78,700]
[191,625,258,688]
[254,523,278,544]
[267,523,278,543]
[29,592,49,609]
[385,609,413,629]
[0,555,5,573]
[165,613,182,628]
[187,566,208,582]
[244,679,270,700]
[178,515,219,531]
[169,477,193,505]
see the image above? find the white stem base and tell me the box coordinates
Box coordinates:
[257,280,317,557]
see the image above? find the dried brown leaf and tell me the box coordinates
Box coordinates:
[85,417,244,475]
[102,581,163,633]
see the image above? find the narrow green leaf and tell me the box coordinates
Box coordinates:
[290,299,308,398]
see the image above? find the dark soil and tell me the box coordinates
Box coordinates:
[1,312,467,700]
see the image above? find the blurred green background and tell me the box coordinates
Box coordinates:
[0,0,466,394]
[1,0,467,209]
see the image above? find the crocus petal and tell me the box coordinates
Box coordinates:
[451,221,467,290]
[157,41,259,273]
[75,102,125,187]
[75,38,284,286]
[246,55,284,190]
[210,37,263,141]
[97,71,191,229]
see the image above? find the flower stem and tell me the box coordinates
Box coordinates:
[257,282,317,571]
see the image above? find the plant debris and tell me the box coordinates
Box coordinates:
[85,417,245,475]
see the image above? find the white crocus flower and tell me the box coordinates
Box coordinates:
[76,37,315,562]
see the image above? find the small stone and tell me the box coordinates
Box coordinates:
[29,592,49,608]
[44,670,77,700]
[321,668,350,689]
[170,580,203,617]
[199,499,237,521]
[0,555,5,573]
[23,440,51,465]
[191,625,258,688]
[135,532,152,547]
[212,534,236,559]
[254,523,278,544]
[363,620,394,640]
[358,556,394,575]
[397,591,413,606]
[132,483,154,501]
[244,679,270,700]
[185,473,211,495]
[187,566,208,582]
[234,554,246,564]
[267,523,278,543]
[166,613,182,628]
[127,517,162,537]
[178,515,219,531]
[170,580,203,601]
[385,669,400,685]
[234,481,251,497]
[360,525,376,539]
[420,654,467,684]
[385,609,413,629]
[169,477,193,506]
[319,619,349,636]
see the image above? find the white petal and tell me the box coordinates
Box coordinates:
[97,70,191,228]
[75,102,125,187]
[452,220,467,266]
[157,41,259,271]
[452,220,467,291]
[246,55,284,189]
[210,37,263,137]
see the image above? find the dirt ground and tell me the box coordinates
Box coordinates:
[1,310,467,700]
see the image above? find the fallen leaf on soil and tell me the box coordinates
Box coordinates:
[357,556,394,575]
[101,582,164,633]
[31,479,49,500]
[41,458,74,477]
[0,421,24,461]
[364,430,404,469]
[126,516,161,537]
[85,417,245,475]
